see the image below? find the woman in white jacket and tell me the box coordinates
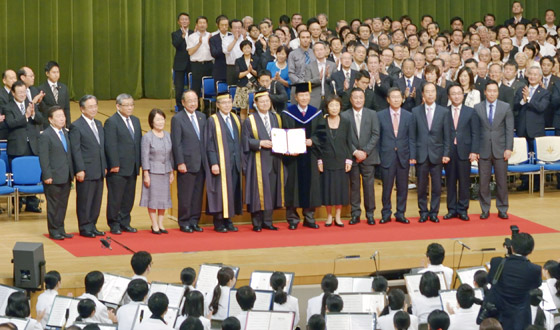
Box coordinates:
[455,66,481,108]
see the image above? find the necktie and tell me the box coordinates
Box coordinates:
[453,107,460,144]
[407,79,412,89]
[392,112,399,136]
[304,51,310,65]
[356,112,362,137]
[19,103,25,115]
[488,104,494,126]
[52,84,59,103]
[263,115,271,136]
[345,71,350,81]
[529,86,535,99]
[518,70,523,79]
[426,106,433,130]
[225,116,234,138]
[544,77,549,89]
[126,117,134,139]
[190,114,200,139]
[301,109,306,117]
[91,121,100,144]
[59,130,67,152]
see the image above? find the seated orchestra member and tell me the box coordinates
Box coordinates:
[411,271,442,324]
[270,271,300,328]
[135,293,174,330]
[307,274,338,322]
[233,286,256,330]
[418,243,453,287]
[206,267,236,321]
[117,279,149,330]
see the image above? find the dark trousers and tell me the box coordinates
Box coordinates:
[416,160,443,217]
[174,69,189,109]
[445,146,471,215]
[76,178,103,232]
[226,65,237,86]
[190,61,213,97]
[286,207,316,225]
[479,156,509,213]
[380,159,410,219]
[349,163,376,218]
[251,210,273,227]
[213,166,241,229]
[45,181,71,236]
[106,173,137,230]
[177,170,205,227]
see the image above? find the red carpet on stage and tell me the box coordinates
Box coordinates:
[47,214,558,257]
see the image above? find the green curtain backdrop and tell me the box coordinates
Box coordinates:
[1,0,559,100]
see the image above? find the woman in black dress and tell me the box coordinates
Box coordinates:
[318,96,352,227]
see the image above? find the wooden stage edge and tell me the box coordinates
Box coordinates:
[0,99,558,307]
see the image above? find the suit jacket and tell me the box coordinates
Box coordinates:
[514,85,550,138]
[474,100,514,159]
[377,108,416,168]
[172,28,193,71]
[258,49,276,73]
[411,104,451,164]
[38,81,71,127]
[394,76,424,110]
[485,255,541,330]
[104,113,142,176]
[340,108,380,166]
[171,109,207,173]
[209,32,230,82]
[448,105,480,160]
[0,87,12,139]
[267,81,289,112]
[474,76,487,98]
[545,75,560,128]
[0,87,11,107]
[504,16,531,27]
[386,63,401,80]
[235,56,257,87]
[498,84,515,112]
[331,69,357,99]
[141,131,174,174]
[4,99,43,156]
[38,126,73,184]
[304,60,337,109]
[370,73,392,111]
[69,116,107,180]
[418,81,449,107]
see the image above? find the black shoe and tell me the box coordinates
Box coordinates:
[192,225,203,232]
[324,220,333,227]
[151,227,161,235]
[63,233,74,238]
[92,229,105,236]
[380,217,391,224]
[335,221,345,227]
[159,228,169,234]
[498,211,509,219]
[25,205,42,213]
[253,226,262,232]
[226,225,238,232]
[303,222,319,229]
[50,234,64,240]
[180,226,193,233]
[288,224,298,230]
[122,225,137,233]
[419,215,428,223]
[366,215,375,225]
[458,213,470,221]
[429,215,440,223]
[262,224,278,230]
[80,231,96,238]
[395,217,410,224]
[215,227,228,233]
[110,228,122,235]
[349,216,360,225]
[443,213,457,220]
[480,212,490,220]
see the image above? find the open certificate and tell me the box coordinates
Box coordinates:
[271,128,307,154]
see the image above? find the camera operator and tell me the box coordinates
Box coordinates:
[477,232,542,330]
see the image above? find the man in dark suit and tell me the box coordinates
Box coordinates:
[304,41,336,109]
[5,81,44,212]
[341,88,380,225]
[0,69,16,107]
[209,15,230,83]
[172,12,193,110]
[503,1,531,26]
[394,59,423,111]
[378,88,416,224]
[38,61,71,128]
[38,106,74,240]
[488,63,515,111]
[514,66,550,191]
[444,84,480,221]
[481,233,541,330]
[104,94,142,234]
[331,52,357,101]
[257,71,288,112]
[411,83,451,223]
[540,56,560,128]
[17,67,44,105]
[366,55,391,112]
[69,95,107,238]
[171,90,207,233]
[475,80,514,219]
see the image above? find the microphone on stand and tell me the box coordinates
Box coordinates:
[456,240,471,250]
[100,238,112,250]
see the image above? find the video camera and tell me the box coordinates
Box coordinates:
[502,225,519,255]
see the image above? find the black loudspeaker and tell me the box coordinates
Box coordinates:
[12,242,45,289]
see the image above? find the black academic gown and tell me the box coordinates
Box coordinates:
[281,105,326,208]
[242,112,285,213]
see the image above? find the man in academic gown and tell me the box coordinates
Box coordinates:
[205,92,243,232]
[281,82,326,230]
[242,90,284,232]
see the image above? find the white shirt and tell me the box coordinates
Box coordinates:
[546,278,560,308]
[411,295,441,324]
[538,42,557,57]
[78,293,113,324]
[25,318,43,330]
[235,311,248,330]
[297,105,308,115]
[448,306,479,330]
[187,31,213,62]
[377,308,419,330]
[135,317,174,330]
[273,295,300,329]
[117,301,141,330]
[306,293,323,322]
[222,34,245,65]
[418,264,453,289]
[530,306,555,330]
[118,111,134,133]
[289,38,300,50]
[545,24,557,36]
[174,315,210,330]
[51,125,66,144]
[205,285,230,321]
[317,60,327,95]
[511,36,528,49]
[48,79,58,93]
[36,289,58,328]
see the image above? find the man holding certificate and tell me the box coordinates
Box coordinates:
[242,89,284,232]
[281,82,326,230]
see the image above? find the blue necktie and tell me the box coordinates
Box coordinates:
[304,51,310,65]
[126,117,134,139]
[59,130,67,152]
[488,104,493,126]
[226,116,234,139]
[190,114,200,139]
[407,79,412,89]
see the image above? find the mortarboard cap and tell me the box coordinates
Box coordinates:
[293,82,312,94]
[216,91,230,101]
